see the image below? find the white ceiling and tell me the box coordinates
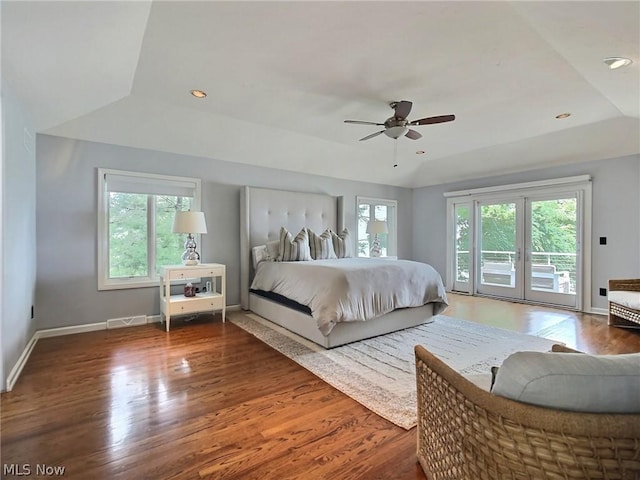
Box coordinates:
[2,1,639,188]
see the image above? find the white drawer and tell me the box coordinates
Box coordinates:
[165,294,224,315]
[169,266,223,280]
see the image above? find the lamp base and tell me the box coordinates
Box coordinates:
[181,234,201,265]
[370,236,382,257]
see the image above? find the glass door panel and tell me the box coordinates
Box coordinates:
[453,204,471,292]
[525,196,578,307]
[476,200,523,299]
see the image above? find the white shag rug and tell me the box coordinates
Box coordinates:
[230,312,561,429]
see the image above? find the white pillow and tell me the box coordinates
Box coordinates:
[277,227,312,262]
[266,240,280,261]
[330,228,353,258]
[492,351,640,413]
[608,290,640,310]
[308,228,337,260]
[251,240,281,268]
[251,245,269,269]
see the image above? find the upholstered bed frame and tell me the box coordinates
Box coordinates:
[239,186,435,348]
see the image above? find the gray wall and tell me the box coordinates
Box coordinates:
[35,134,413,329]
[1,79,37,390]
[412,154,640,311]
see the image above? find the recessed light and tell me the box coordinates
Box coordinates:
[603,57,632,70]
[416,150,425,155]
[190,89,207,98]
[555,113,571,119]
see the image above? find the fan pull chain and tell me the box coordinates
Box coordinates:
[393,139,398,168]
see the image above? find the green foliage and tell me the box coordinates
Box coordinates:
[480,203,516,252]
[109,193,148,278]
[108,193,192,278]
[155,196,190,272]
[530,199,576,253]
[455,198,578,284]
[455,199,576,255]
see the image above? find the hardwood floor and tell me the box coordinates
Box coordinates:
[2,294,639,479]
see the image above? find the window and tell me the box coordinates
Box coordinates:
[98,169,201,290]
[356,196,398,257]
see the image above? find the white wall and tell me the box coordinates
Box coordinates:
[1,78,37,391]
[35,134,413,330]
[412,154,640,311]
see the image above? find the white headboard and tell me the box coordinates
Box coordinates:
[240,186,344,309]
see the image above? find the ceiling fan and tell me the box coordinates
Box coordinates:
[344,100,455,141]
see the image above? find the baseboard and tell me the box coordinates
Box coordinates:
[6,331,39,392]
[590,307,608,316]
[38,322,106,338]
[4,305,240,392]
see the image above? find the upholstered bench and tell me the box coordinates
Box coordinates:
[609,279,640,328]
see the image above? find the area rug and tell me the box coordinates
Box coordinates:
[230,312,561,429]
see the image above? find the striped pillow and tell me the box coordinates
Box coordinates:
[308,229,337,260]
[330,228,353,258]
[277,227,312,261]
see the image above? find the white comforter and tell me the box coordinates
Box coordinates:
[250,258,448,335]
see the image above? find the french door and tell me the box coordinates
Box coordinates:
[476,199,524,299]
[451,192,580,309]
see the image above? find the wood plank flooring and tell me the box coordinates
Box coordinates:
[2,294,639,479]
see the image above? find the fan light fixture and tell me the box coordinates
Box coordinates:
[344,100,455,142]
[190,89,207,98]
[603,57,632,70]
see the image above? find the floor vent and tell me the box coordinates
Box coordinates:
[107,315,147,329]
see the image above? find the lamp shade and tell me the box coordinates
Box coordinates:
[172,211,208,234]
[366,220,388,235]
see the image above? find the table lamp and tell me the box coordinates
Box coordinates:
[172,211,208,265]
[367,220,388,257]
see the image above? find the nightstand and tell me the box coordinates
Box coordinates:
[159,264,226,332]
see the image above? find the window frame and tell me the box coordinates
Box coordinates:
[356,196,398,258]
[97,168,202,290]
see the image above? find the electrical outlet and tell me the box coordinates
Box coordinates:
[599,288,607,296]
[599,236,607,245]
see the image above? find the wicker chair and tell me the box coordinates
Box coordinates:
[609,279,640,328]
[415,344,640,480]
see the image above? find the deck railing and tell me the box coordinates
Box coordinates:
[456,250,577,293]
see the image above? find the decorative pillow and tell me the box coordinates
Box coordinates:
[308,229,337,260]
[277,227,312,262]
[330,228,353,258]
[266,240,280,261]
[251,245,270,269]
[491,351,640,413]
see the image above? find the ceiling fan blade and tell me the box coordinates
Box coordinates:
[344,120,385,126]
[409,114,455,126]
[405,129,422,140]
[393,100,412,120]
[359,130,385,141]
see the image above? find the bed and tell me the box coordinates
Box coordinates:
[239,186,448,348]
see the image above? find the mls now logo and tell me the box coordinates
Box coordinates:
[3,463,66,476]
